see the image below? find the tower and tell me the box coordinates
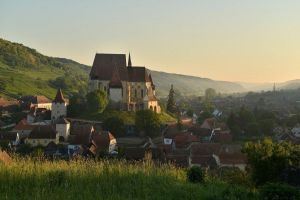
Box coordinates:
[51,89,67,122]
[128,52,132,67]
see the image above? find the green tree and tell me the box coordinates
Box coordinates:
[67,94,86,117]
[242,139,300,186]
[166,84,177,114]
[103,116,125,137]
[135,110,161,138]
[205,88,216,100]
[86,89,108,113]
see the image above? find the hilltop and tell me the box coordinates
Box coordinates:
[0,38,90,99]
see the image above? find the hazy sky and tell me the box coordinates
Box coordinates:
[1,0,300,83]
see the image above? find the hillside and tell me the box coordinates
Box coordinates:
[0,38,248,99]
[150,70,246,97]
[0,38,90,99]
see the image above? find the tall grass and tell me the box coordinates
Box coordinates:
[0,157,257,200]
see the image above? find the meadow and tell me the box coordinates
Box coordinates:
[0,157,257,200]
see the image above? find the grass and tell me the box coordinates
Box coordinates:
[0,156,258,200]
[79,110,176,125]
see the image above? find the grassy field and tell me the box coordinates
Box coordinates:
[0,157,257,200]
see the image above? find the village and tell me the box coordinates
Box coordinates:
[0,53,254,171]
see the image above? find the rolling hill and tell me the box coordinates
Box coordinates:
[0,38,246,99]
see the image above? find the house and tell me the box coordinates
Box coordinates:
[0,98,19,114]
[89,131,117,154]
[211,130,233,143]
[26,125,58,147]
[174,132,199,148]
[88,53,160,113]
[69,124,95,146]
[216,153,247,171]
[13,119,37,138]
[55,118,70,142]
[51,89,67,121]
[20,95,52,110]
[0,131,20,147]
[188,125,212,142]
[189,143,221,169]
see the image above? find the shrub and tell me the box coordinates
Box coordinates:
[260,182,300,200]
[187,166,206,183]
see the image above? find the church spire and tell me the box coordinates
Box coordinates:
[128,52,132,67]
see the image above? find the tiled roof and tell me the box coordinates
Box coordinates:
[90,53,128,81]
[28,125,57,139]
[218,153,247,165]
[91,131,115,150]
[53,89,66,104]
[89,53,151,83]
[14,119,37,130]
[212,131,232,143]
[0,98,19,107]
[124,147,147,160]
[166,154,189,167]
[190,143,221,156]
[175,132,199,148]
[127,67,150,82]
[35,96,52,104]
[109,66,123,88]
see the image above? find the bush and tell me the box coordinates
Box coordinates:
[260,182,300,200]
[187,166,206,183]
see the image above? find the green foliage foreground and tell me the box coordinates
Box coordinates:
[0,157,258,200]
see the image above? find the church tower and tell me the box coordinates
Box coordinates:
[51,89,67,122]
[128,52,132,67]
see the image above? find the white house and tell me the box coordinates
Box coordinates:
[55,118,70,142]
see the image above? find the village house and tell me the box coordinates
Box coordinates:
[13,119,37,138]
[51,89,67,122]
[55,118,70,142]
[25,125,58,147]
[20,95,52,110]
[89,53,160,113]
[0,131,20,148]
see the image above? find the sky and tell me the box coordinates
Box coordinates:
[1,0,300,83]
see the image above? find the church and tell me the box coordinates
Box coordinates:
[89,53,161,113]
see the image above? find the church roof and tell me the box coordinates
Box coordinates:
[128,67,150,82]
[90,53,128,81]
[53,89,66,104]
[90,53,151,83]
[29,125,57,139]
[109,66,123,88]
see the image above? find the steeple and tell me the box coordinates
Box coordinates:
[128,52,132,67]
[53,89,66,104]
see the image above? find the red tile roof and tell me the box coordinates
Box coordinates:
[218,153,247,165]
[109,66,123,88]
[28,125,57,139]
[175,132,199,148]
[35,96,52,104]
[14,119,37,131]
[0,98,19,107]
[91,131,115,150]
[190,143,221,156]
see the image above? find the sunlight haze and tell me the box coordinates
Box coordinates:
[1,0,300,83]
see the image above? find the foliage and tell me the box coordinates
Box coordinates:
[67,94,86,117]
[166,85,177,114]
[0,38,89,98]
[103,116,125,137]
[259,182,300,200]
[205,88,216,100]
[242,139,300,185]
[187,166,206,184]
[0,156,259,200]
[86,89,108,113]
[135,110,161,138]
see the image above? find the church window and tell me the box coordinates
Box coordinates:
[141,89,144,98]
[135,89,137,98]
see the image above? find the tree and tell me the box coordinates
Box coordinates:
[103,116,125,137]
[86,89,108,113]
[205,88,216,100]
[67,94,86,117]
[135,110,161,138]
[242,139,300,186]
[166,84,177,114]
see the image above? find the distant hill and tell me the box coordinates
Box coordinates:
[0,38,248,99]
[239,79,300,92]
[150,70,246,97]
[0,38,90,99]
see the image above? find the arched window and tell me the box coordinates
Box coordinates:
[135,89,137,98]
[150,106,153,111]
[141,89,144,98]
[154,106,157,113]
